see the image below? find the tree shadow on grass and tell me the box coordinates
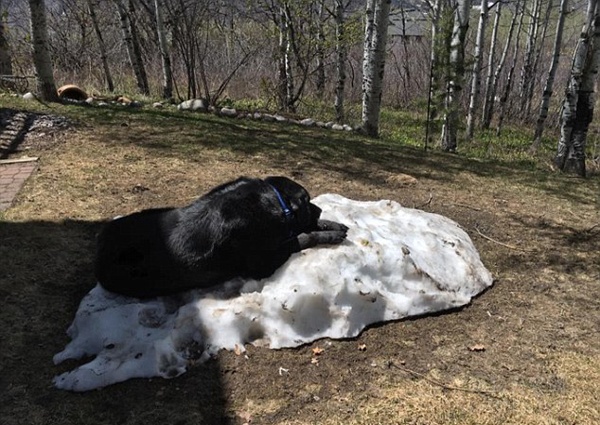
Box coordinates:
[0,108,36,159]
[0,219,232,425]
[76,106,599,208]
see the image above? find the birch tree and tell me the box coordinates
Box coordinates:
[555,0,600,177]
[481,0,504,129]
[87,0,114,92]
[114,0,149,95]
[496,1,525,136]
[440,0,471,151]
[361,0,391,137]
[315,0,326,96]
[154,0,173,99]
[518,0,542,115]
[531,0,568,150]
[466,0,489,141]
[334,0,348,122]
[425,0,448,148]
[28,0,59,101]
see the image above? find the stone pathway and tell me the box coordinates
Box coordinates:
[0,158,38,211]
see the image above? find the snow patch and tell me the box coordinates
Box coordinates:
[53,194,493,391]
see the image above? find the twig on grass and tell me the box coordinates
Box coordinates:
[584,223,599,233]
[447,203,483,212]
[388,361,501,399]
[474,227,534,252]
[418,193,434,209]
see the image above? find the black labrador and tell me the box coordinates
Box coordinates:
[95,176,348,297]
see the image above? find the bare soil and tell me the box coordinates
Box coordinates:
[1,104,599,425]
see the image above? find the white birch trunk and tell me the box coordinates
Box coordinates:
[155,0,173,99]
[334,0,347,123]
[532,0,568,149]
[524,0,553,117]
[114,0,148,95]
[466,0,489,140]
[425,0,444,148]
[277,5,288,110]
[28,0,59,101]
[440,0,471,151]
[88,0,114,92]
[518,0,542,112]
[555,0,600,176]
[361,0,392,137]
[481,0,503,129]
[315,0,325,96]
[496,3,525,136]
[283,3,294,112]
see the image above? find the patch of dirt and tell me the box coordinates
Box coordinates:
[1,107,599,425]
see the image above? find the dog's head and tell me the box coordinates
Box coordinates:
[265,176,321,232]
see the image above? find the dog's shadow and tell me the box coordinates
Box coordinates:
[0,218,234,424]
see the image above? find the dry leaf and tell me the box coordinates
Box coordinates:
[312,346,324,355]
[469,344,486,352]
[234,344,243,356]
[358,344,367,351]
[311,357,319,365]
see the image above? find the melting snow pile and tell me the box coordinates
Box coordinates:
[53,194,493,391]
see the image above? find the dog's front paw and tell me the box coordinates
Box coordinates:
[322,230,347,245]
[318,220,349,233]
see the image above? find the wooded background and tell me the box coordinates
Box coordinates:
[1,0,599,175]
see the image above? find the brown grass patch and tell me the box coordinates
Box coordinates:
[1,101,599,425]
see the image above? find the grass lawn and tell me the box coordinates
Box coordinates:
[1,97,599,424]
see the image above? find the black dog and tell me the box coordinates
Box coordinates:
[95,176,348,298]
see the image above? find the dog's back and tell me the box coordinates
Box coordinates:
[95,208,184,297]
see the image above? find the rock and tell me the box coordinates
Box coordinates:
[261,114,276,122]
[23,92,35,100]
[152,102,163,108]
[220,107,237,117]
[85,97,95,105]
[300,118,315,126]
[274,114,287,122]
[177,98,208,112]
[343,124,354,131]
[325,121,335,129]
[253,112,262,119]
[331,124,344,131]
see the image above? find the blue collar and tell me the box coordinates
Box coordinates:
[268,184,293,218]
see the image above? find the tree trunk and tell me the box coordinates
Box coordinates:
[114,0,149,95]
[361,0,391,137]
[87,0,114,92]
[496,2,525,136]
[315,0,326,97]
[481,0,502,129]
[525,0,553,118]
[518,0,542,115]
[466,0,488,141]
[28,0,59,102]
[154,0,173,99]
[483,0,519,129]
[334,0,347,123]
[555,0,600,177]
[532,0,568,150]
[0,0,13,75]
[440,0,471,151]
[425,0,445,149]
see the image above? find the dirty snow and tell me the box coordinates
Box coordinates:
[53,194,493,391]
